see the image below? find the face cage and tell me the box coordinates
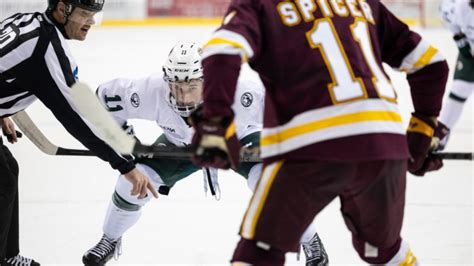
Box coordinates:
[167,92,202,117]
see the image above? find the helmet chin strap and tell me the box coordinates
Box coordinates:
[46,3,73,39]
[168,92,202,118]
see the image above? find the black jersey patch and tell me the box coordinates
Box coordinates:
[131,93,140,108]
[241,92,253,107]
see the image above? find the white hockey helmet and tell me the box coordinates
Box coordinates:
[163,41,204,117]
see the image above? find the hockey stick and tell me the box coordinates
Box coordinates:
[13,82,251,162]
[12,111,94,156]
[431,152,472,160]
[69,82,472,162]
[11,110,260,161]
[11,112,472,163]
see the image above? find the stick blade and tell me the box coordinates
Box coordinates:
[70,82,136,154]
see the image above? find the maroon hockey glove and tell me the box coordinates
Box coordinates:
[190,106,241,170]
[406,113,443,176]
[434,121,450,151]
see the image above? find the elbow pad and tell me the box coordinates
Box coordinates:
[453,33,473,58]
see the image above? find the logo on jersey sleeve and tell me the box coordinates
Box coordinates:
[241,92,253,107]
[73,67,79,80]
[223,10,237,25]
[130,93,140,108]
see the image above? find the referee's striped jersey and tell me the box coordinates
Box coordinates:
[0,12,134,174]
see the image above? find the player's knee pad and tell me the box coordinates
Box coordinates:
[352,236,403,264]
[113,164,164,210]
[451,80,474,100]
[113,175,151,211]
[247,163,262,192]
[231,238,285,266]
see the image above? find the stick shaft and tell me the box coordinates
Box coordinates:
[10,112,470,162]
[432,152,473,160]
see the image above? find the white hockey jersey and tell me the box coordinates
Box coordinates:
[440,0,474,55]
[96,73,264,146]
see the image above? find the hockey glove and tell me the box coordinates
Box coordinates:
[406,113,443,176]
[434,121,450,151]
[190,106,241,170]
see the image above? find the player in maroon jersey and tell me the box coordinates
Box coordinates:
[190,0,449,265]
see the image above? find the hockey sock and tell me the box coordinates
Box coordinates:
[383,240,419,266]
[439,80,473,129]
[102,200,141,240]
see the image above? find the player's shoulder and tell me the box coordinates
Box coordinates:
[236,78,264,95]
[455,0,474,21]
[128,72,169,103]
[99,73,165,93]
[2,12,41,24]
[0,12,45,58]
[146,72,168,94]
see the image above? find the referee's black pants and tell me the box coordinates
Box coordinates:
[0,137,19,260]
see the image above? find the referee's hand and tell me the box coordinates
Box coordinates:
[1,117,22,144]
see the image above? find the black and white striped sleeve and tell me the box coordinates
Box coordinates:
[1,13,135,174]
[37,26,135,174]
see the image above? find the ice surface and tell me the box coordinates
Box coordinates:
[9,25,472,265]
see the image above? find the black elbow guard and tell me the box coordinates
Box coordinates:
[453,33,473,58]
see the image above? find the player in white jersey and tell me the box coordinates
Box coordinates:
[82,42,328,266]
[438,0,474,148]
[0,1,158,265]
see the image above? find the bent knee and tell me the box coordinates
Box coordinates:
[114,175,153,209]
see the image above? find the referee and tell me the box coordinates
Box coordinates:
[0,1,158,265]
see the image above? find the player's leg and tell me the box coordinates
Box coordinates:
[438,54,474,149]
[237,132,329,265]
[83,135,199,265]
[341,159,418,265]
[82,163,163,265]
[232,160,354,265]
[0,141,39,266]
[242,163,328,265]
[0,143,18,260]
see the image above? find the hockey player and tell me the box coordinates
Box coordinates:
[438,0,474,149]
[82,42,328,266]
[190,0,449,265]
[0,1,157,265]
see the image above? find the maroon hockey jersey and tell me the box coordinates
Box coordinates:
[201,0,448,161]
